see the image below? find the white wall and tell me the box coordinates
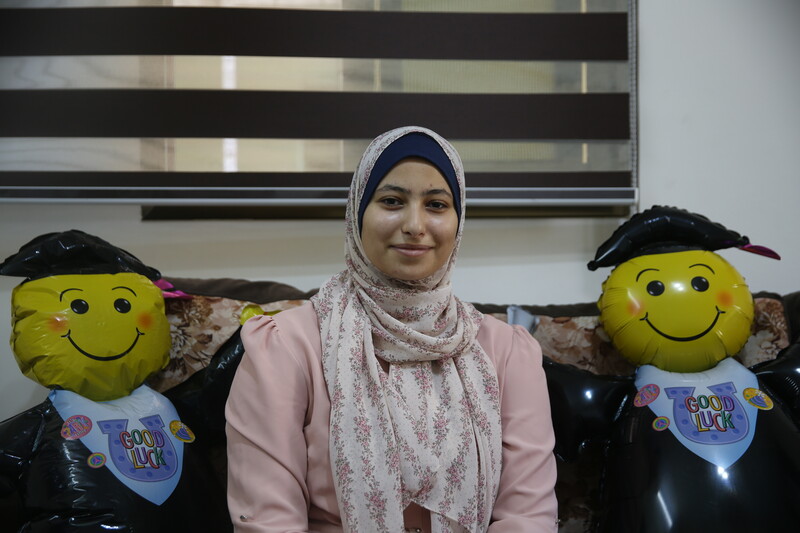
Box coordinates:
[1,0,799,420]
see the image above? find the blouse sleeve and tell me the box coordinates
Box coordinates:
[489,323,559,533]
[225,313,314,533]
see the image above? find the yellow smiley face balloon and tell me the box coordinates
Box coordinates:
[10,272,170,401]
[598,250,754,373]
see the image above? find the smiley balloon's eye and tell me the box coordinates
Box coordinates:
[647,280,665,296]
[691,276,709,292]
[114,298,132,313]
[70,299,89,314]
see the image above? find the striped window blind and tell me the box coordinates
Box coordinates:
[0,0,636,218]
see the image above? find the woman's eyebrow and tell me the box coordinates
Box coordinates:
[375,184,410,195]
[374,184,452,197]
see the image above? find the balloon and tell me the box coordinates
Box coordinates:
[240,303,268,323]
[552,343,800,533]
[0,231,231,532]
[545,206,800,532]
[596,349,800,532]
[11,273,170,401]
[200,327,247,432]
[753,341,800,422]
[598,250,754,373]
[543,357,633,462]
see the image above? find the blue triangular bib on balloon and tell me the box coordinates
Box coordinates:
[50,385,189,505]
[634,358,768,469]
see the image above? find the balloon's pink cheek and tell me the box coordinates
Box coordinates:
[628,298,644,317]
[137,312,154,331]
[47,314,69,334]
[716,291,733,308]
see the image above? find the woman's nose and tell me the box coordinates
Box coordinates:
[402,205,425,236]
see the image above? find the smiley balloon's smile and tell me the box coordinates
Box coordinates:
[62,328,144,361]
[640,306,725,342]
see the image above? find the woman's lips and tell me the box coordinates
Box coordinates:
[391,244,432,257]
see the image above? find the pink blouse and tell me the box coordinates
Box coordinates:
[226,303,557,532]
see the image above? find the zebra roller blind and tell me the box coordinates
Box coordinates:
[0,0,636,216]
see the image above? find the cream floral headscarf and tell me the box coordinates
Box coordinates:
[311,126,502,533]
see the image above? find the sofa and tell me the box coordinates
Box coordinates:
[147,276,800,532]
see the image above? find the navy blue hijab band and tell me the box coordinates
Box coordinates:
[357,132,461,230]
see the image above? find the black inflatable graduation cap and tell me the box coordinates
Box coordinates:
[0,229,161,282]
[587,205,780,271]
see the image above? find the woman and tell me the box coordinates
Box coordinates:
[226,126,558,532]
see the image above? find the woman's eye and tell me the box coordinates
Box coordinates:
[114,298,132,313]
[380,197,401,206]
[428,200,449,210]
[691,276,709,292]
[647,280,665,296]
[70,299,89,314]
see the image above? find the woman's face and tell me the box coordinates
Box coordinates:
[361,158,459,281]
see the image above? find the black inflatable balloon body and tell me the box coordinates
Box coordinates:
[551,206,800,532]
[752,341,800,423]
[596,350,800,532]
[0,230,231,532]
[543,358,633,463]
